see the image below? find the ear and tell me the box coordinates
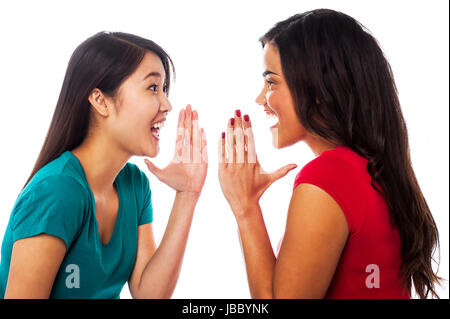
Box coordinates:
[88,88,109,117]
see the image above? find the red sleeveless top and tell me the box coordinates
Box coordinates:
[278,145,410,298]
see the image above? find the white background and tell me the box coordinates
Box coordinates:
[0,0,448,299]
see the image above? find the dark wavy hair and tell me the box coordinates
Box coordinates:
[23,31,174,189]
[260,9,442,298]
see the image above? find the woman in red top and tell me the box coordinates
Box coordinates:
[218,9,441,299]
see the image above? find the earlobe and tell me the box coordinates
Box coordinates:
[88,88,109,117]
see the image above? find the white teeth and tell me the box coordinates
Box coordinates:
[151,121,164,140]
[264,111,278,127]
[151,128,160,139]
[151,121,164,129]
[265,111,277,118]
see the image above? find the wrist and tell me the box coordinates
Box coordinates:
[176,190,201,203]
[232,200,261,223]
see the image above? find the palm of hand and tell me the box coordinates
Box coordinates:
[145,105,208,194]
[218,112,297,217]
[160,161,207,193]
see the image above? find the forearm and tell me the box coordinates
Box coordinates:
[235,204,276,299]
[133,191,199,298]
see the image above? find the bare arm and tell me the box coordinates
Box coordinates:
[273,183,348,298]
[235,183,348,298]
[129,105,207,298]
[219,112,348,298]
[235,205,276,298]
[4,234,66,298]
[128,192,198,298]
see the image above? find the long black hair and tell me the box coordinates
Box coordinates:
[260,9,441,298]
[24,31,174,189]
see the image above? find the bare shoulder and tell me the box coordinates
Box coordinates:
[285,182,349,248]
[273,182,349,298]
[289,182,349,227]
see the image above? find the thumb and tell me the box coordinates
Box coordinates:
[144,159,163,179]
[270,164,297,183]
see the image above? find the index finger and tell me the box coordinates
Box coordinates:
[174,109,185,163]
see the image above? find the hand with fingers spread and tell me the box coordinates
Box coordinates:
[218,110,297,219]
[144,104,208,195]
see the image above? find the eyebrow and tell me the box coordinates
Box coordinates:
[262,70,279,77]
[143,72,162,81]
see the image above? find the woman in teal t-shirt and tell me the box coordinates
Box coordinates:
[0,32,208,298]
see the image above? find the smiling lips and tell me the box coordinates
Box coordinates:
[264,107,279,128]
[264,109,277,117]
[151,119,165,140]
[150,107,277,141]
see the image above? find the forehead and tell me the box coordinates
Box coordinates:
[263,43,282,74]
[132,51,166,81]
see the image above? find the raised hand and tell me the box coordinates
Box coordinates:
[218,110,297,219]
[145,104,208,194]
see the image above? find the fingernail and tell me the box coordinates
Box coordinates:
[222,132,225,139]
[244,114,249,122]
[230,118,235,126]
[235,109,241,117]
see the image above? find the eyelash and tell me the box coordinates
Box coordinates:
[265,79,275,89]
[148,84,168,94]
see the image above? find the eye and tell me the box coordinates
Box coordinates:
[148,84,158,92]
[265,79,275,89]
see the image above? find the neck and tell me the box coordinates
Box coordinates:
[304,134,339,157]
[71,132,130,196]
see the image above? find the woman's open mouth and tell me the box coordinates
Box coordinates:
[151,120,165,140]
[264,108,279,128]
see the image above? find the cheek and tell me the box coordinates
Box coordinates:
[266,91,282,114]
[113,101,157,138]
[127,97,159,125]
[273,90,306,141]
[145,97,160,121]
[266,90,290,120]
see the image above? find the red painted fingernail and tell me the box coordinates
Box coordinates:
[235,109,241,117]
[244,114,249,122]
[222,132,225,139]
[230,118,235,126]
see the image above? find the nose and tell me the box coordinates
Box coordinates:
[160,94,172,114]
[255,85,266,106]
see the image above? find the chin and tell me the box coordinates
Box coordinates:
[141,144,159,158]
[145,152,158,158]
[272,131,301,149]
[273,139,288,149]
[271,127,288,149]
[272,139,282,149]
[147,148,159,158]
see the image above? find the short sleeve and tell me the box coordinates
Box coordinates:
[11,175,87,250]
[293,153,367,237]
[135,167,153,225]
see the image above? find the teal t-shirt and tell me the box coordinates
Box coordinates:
[0,151,153,298]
